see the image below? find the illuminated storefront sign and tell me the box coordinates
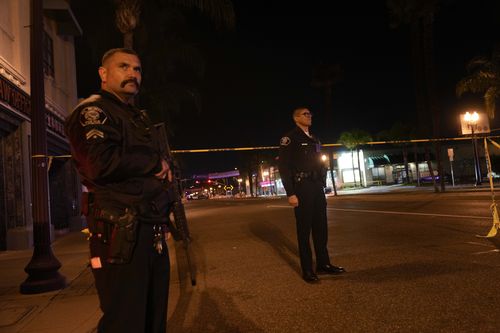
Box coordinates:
[0,75,30,115]
[0,74,66,137]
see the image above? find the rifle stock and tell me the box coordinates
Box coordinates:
[155,123,197,286]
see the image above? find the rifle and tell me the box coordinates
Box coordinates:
[155,122,197,286]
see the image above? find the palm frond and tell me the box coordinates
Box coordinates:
[338,132,356,150]
[114,0,141,34]
[456,73,495,97]
[465,56,491,72]
[484,87,499,119]
[338,130,372,149]
[167,0,235,30]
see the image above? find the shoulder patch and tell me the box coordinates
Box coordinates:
[85,129,105,140]
[79,106,108,127]
[280,136,291,146]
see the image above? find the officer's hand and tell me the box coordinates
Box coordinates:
[164,232,171,240]
[155,159,173,182]
[288,195,299,207]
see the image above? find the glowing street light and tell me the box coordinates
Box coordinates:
[464,111,482,185]
[237,178,243,194]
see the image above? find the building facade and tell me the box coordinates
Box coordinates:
[0,0,82,250]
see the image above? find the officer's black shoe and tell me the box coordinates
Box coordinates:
[302,270,320,283]
[316,264,346,275]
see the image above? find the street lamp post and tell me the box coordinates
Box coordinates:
[20,0,66,294]
[464,111,482,186]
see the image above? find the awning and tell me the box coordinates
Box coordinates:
[367,153,435,167]
[367,155,391,167]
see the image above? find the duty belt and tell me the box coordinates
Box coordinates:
[84,192,167,225]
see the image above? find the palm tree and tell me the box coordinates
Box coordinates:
[456,47,500,120]
[377,122,412,183]
[114,0,141,48]
[111,0,235,132]
[311,63,342,129]
[338,129,372,187]
[338,132,357,187]
[113,0,235,49]
[387,0,443,192]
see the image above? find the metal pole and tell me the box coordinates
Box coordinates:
[471,126,482,185]
[450,160,455,187]
[329,149,338,196]
[20,0,66,294]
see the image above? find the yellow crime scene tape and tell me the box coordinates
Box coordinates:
[31,136,500,157]
[32,154,72,171]
[172,135,500,153]
[477,138,500,247]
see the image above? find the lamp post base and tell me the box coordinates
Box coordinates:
[20,251,67,294]
[20,272,66,294]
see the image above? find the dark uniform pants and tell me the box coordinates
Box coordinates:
[90,221,170,333]
[294,180,330,272]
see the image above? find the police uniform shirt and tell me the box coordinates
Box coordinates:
[65,90,167,214]
[278,126,325,197]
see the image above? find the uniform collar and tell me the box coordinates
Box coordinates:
[295,126,315,140]
[99,89,137,109]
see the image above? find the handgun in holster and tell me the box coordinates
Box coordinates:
[99,207,138,265]
[84,192,139,265]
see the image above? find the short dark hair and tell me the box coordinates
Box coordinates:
[293,107,309,118]
[101,48,139,66]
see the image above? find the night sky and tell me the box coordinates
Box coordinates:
[72,1,500,175]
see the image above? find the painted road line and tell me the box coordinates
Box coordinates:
[266,205,489,220]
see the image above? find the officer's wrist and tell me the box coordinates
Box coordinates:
[152,155,163,174]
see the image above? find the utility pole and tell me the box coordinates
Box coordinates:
[329,150,338,196]
[20,0,66,294]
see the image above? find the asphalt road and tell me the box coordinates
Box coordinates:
[168,192,500,333]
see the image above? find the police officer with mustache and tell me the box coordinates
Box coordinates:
[66,48,172,332]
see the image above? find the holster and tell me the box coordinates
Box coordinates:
[89,203,139,265]
[106,208,138,264]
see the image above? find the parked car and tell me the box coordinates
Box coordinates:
[187,193,209,200]
[419,175,450,183]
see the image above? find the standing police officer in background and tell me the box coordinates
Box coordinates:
[65,48,172,332]
[278,107,345,283]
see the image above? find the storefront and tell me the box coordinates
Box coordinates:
[0,73,82,250]
[0,0,82,250]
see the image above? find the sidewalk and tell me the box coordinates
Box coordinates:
[332,182,494,195]
[0,231,181,333]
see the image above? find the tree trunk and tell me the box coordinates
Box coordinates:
[123,31,133,49]
[414,143,421,186]
[411,21,427,140]
[324,85,333,129]
[422,13,442,193]
[435,141,445,192]
[351,150,357,187]
[403,145,410,183]
[425,145,438,192]
[329,150,337,196]
[245,169,254,197]
[356,148,364,187]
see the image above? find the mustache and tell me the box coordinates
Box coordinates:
[120,78,139,88]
